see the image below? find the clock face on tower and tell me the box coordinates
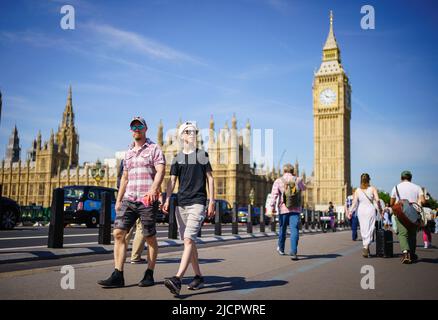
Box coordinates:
[319,88,336,106]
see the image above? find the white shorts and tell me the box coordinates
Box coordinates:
[176,204,206,241]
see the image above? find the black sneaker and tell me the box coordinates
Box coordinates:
[411,253,418,262]
[138,269,155,287]
[187,275,204,290]
[98,270,125,288]
[164,276,181,296]
[291,254,299,261]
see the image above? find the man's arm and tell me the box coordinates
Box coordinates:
[162,175,177,213]
[116,170,128,210]
[206,171,215,218]
[145,164,165,201]
[270,180,279,212]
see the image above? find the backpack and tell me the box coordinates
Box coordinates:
[281,177,301,208]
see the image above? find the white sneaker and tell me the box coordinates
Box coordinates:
[276,247,285,256]
[424,242,429,249]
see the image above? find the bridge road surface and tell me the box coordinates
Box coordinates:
[0,230,437,300]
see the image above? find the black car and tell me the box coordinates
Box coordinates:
[204,199,233,224]
[0,196,21,230]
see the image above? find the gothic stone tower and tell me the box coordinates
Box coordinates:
[5,125,21,163]
[56,85,79,167]
[313,11,352,207]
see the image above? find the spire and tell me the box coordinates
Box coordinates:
[157,119,163,146]
[323,10,338,51]
[246,118,251,130]
[231,113,237,129]
[209,114,214,130]
[61,85,75,128]
[5,124,21,162]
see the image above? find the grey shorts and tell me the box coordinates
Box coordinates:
[176,204,206,241]
[114,200,157,237]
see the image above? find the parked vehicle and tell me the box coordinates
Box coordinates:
[205,199,233,223]
[237,206,261,225]
[0,196,21,230]
[63,186,117,228]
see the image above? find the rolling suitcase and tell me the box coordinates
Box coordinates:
[376,221,393,257]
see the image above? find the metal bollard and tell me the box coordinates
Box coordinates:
[317,211,321,230]
[304,209,309,230]
[247,204,253,234]
[259,205,265,233]
[48,188,64,248]
[197,221,202,238]
[168,197,178,239]
[311,210,315,230]
[0,184,2,198]
[98,192,112,245]
[214,201,221,236]
[232,202,238,235]
[271,212,276,232]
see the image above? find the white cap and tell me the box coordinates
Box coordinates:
[178,121,198,137]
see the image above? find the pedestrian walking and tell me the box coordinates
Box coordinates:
[270,163,306,261]
[345,192,359,241]
[98,116,165,287]
[162,121,215,296]
[350,173,383,258]
[390,170,425,264]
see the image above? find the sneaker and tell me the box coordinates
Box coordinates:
[401,252,412,264]
[164,276,181,296]
[187,275,204,290]
[411,253,418,262]
[138,269,155,287]
[276,247,285,256]
[97,270,125,288]
[291,254,299,261]
[362,247,369,258]
[131,258,147,264]
[424,242,429,249]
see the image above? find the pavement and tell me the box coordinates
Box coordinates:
[0,229,436,300]
[0,224,336,264]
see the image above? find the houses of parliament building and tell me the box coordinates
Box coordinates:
[0,11,351,210]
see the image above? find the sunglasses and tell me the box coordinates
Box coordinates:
[184,129,198,135]
[131,124,145,131]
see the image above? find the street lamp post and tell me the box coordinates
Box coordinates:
[90,159,106,186]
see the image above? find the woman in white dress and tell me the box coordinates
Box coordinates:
[350,173,383,257]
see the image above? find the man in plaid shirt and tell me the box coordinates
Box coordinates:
[98,116,165,288]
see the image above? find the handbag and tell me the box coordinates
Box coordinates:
[392,186,423,229]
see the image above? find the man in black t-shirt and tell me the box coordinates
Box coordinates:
[163,121,215,296]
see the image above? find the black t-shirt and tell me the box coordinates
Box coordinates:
[170,149,213,206]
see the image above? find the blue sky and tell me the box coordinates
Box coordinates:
[0,0,437,196]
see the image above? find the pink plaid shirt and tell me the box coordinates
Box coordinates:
[123,138,166,202]
[270,173,306,214]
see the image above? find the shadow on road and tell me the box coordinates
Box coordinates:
[156,258,225,265]
[296,253,341,260]
[175,275,287,299]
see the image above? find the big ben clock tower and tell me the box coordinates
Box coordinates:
[313,11,352,207]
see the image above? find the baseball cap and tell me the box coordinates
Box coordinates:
[130,116,147,129]
[178,121,198,137]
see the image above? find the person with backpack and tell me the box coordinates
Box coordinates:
[390,171,425,264]
[270,163,306,261]
[350,173,383,258]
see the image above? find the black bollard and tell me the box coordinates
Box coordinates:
[247,204,253,234]
[168,196,178,239]
[48,188,64,248]
[98,192,112,245]
[0,184,2,198]
[317,211,321,230]
[214,201,221,236]
[259,205,265,233]
[271,211,276,232]
[304,209,309,230]
[232,202,238,235]
[311,210,315,230]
